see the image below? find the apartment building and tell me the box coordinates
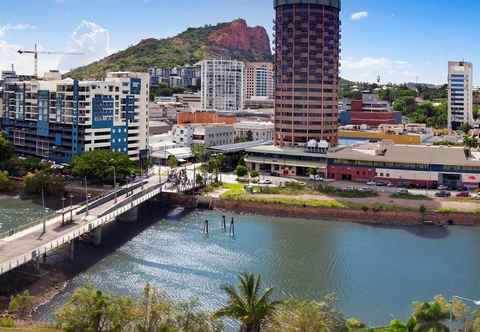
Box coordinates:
[448,61,473,131]
[1,72,149,162]
[200,59,244,113]
[244,62,274,101]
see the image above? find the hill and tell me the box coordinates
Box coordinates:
[65,19,272,80]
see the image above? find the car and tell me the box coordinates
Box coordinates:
[360,187,375,193]
[376,182,387,187]
[366,181,377,186]
[259,179,272,185]
[343,186,355,192]
[435,190,451,198]
[396,189,410,195]
[472,194,480,200]
[456,191,470,198]
[438,185,449,190]
[386,182,394,187]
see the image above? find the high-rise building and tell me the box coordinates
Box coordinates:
[1,72,149,162]
[200,59,244,113]
[274,0,341,146]
[448,61,473,131]
[244,62,274,101]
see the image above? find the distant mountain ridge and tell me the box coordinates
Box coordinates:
[65,19,273,80]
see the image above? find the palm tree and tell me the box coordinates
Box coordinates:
[214,273,277,332]
[412,302,450,332]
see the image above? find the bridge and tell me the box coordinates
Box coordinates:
[0,166,200,277]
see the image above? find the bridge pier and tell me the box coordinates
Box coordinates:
[117,206,139,223]
[69,240,75,261]
[92,227,102,246]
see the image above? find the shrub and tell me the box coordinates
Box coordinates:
[235,165,248,177]
[23,171,64,196]
[9,290,34,318]
[0,171,15,193]
[0,316,15,327]
[250,170,259,178]
[347,318,366,330]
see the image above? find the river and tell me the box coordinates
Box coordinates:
[2,197,480,329]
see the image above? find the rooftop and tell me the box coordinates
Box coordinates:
[328,143,480,167]
[208,140,273,154]
[246,145,328,159]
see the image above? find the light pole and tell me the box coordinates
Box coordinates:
[110,162,117,203]
[69,193,74,223]
[61,196,66,226]
[449,295,480,331]
[42,185,46,235]
[84,176,90,216]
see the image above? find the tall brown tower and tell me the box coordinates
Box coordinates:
[274,0,341,146]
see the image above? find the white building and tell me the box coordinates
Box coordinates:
[448,61,473,131]
[200,59,244,112]
[1,71,149,161]
[234,121,274,142]
[172,123,234,147]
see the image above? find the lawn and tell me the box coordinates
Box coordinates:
[390,193,432,200]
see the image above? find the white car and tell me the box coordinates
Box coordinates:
[366,181,377,186]
[259,179,273,185]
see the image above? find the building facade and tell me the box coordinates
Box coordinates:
[274,0,341,146]
[244,62,274,101]
[172,123,234,147]
[339,93,401,127]
[200,59,244,113]
[448,61,473,131]
[234,121,274,142]
[1,72,149,162]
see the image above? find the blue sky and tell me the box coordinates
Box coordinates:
[0,0,479,84]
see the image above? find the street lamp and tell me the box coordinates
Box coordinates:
[449,295,480,331]
[61,196,66,226]
[110,161,117,203]
[69,193,74,223]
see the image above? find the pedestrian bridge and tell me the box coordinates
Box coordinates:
[0,172,199,277]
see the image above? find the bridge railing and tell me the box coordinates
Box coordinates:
[0,211,58,240]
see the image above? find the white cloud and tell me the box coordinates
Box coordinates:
[351,11,368,21]
[0,23,36,37]
[341,57,417,83]
[58,20,113,73]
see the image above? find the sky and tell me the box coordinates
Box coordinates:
[0,0,479,85]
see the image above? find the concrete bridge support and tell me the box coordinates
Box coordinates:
[117,206,139,223]
[69,240,75,261]
[92,227,102,246]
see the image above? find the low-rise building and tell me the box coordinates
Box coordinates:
[234,121,274,142]
[172,123,234,147]
[327,142,480,189]
[340,93,401,127]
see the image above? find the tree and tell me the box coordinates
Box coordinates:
[9,290,34,319]
[214,273,277,332]
[410,297,451,332]
[208,154,225,183]
[23,170,64,196]
[250,171,259,178]
[167,155,178,169]
[0,171,15,193]
[55,286,138,332]
[71,150,136,184]
[236,165,248,177]
[393,96,416,115]
[0,133,14,163]
[264,295,348,332]
[192,144,207,162]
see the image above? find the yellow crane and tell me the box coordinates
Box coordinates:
[17,43,84,78]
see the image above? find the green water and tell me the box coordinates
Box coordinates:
[0,196,46,233]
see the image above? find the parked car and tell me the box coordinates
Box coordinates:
[376,182,387,187]
[456,191,470,198]
[360,187,376,193]
[396,189,410,195]
[366,181,377,186]
[259,179,272,185]
[343,186,355,192]
[438,185,449,190]
[386,182,394,187]
[435,190,451,198]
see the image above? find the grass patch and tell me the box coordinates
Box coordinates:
[391,193,432,200]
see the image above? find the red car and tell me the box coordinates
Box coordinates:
[456,191,470,198]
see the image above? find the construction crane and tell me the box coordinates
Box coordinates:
[17,43,84,78]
